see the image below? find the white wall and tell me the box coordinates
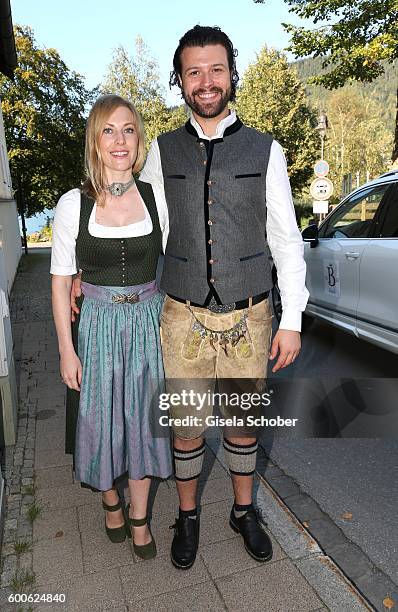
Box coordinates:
[0,104,21,291]
[0,201,21,292]
[0,238,18,447]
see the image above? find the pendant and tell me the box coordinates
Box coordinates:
[107,176,135,197]
[111,184,123,197]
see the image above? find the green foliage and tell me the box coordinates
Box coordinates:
[324,89,393,197]
[14,540,32,555]
[255,0,397,84]
[10,569,35,593]
[21,484,35,496]
[294,202,314,228]
[294,57,397,134]
[26,502,41,523]
[102,37,186,147]
[28,222,52,243]
[254,0,398,159]
[235,47,319,193]
[167,105,189,131]
[0,25,96,216]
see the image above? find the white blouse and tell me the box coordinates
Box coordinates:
[50,184,169,276]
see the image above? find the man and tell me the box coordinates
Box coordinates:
[139,25,309,569]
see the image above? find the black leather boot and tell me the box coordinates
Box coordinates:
[230,506,273,562]
[170,514,200,569]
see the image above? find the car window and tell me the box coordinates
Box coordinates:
[320,184,389,239]
[376,184,398,238]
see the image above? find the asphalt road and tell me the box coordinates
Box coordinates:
[262,317,398,586]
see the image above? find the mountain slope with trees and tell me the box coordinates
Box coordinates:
[293,57,397,134]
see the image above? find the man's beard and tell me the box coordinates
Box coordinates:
[183,86,232,119]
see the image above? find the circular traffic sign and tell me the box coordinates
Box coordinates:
[314,159,330,177]
[310,177,334,201]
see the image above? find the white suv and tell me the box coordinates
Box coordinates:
[301,170,398,354]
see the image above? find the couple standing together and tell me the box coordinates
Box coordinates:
[51,25,308,568]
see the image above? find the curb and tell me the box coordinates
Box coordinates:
[256,445,398,612]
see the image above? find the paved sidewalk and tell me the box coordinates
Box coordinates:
[0,250,372,611]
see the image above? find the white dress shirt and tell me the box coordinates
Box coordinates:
[50,183,169,276]
[139,110,309,331]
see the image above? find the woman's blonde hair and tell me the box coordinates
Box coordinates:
[82,94,146,206]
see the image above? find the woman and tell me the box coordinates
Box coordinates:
[51,94,172,559]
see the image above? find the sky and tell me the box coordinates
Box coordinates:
[12,0,310,232]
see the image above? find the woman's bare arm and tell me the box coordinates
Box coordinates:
[52,275,82,391]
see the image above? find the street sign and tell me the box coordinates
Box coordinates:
[310,177,334,201]
[313,200,329,214]
[314,160,330,178]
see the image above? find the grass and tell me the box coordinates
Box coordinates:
[10,569,35,593]
[22,484,36,497]
[26,503,41,524]
[14,540,32,555]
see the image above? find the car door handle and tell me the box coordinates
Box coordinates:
[345,252,360,259]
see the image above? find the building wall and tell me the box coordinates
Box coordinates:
[0,104,21,292]
[0,201,21,291]
[0,104,12,200]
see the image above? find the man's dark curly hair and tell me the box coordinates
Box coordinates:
[169,25,239,101]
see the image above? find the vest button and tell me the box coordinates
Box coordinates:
[208,220,213,225]
[203,160,207,166]
[208,199,214,205]
[208,239,213,245]
[209,259,214,264]
[210,278,215,284]
[207,180,212,186]
[199,142,205,147]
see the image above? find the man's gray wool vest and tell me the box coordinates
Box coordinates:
[158,117,274,304]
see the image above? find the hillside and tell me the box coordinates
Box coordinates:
[293,57,397,133]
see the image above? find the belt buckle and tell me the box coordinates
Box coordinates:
[112,292,140,304]
[207,296,236,314]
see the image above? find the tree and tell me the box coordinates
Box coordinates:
[235,46,319,193]
[254,0,398,161]
[102,37,186,146]
[166,105,188,131]
[325,89,392,196]
[0,25,95,216]
[102,37,163,105]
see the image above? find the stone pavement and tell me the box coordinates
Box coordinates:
[0,249,373,611]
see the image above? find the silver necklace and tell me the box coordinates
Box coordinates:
[106,176,135,197]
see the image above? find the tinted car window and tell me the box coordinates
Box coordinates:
[377,184,398,238]
[320,184,389,239]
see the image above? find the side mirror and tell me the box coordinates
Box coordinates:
[302,223,319,248]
